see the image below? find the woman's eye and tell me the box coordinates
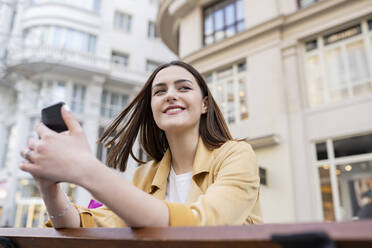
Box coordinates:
[154,89,165,95]
[179,86,191,91]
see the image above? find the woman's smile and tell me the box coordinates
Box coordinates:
[163,105,186,115]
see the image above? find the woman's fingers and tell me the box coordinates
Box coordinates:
[20,149,37,163]
[35,122,56,139]
[61,106,83,135]
[19,161,41,175]
[28,138,40,151]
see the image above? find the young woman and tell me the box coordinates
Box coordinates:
[20,61,262,227]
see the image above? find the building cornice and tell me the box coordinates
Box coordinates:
[183,15,285,64]
[157,0,197,54]
[158,0,359,62]
[22,15,101,31]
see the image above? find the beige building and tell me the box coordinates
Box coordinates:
[157,0,372,223]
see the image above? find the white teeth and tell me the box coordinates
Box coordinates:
[166,108,182,114]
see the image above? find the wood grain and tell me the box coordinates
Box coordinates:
[0,220,371,248]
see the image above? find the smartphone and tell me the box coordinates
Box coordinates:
[41,102,68,133]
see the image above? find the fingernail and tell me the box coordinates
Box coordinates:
[63,104,71,112]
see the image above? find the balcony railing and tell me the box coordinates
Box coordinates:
[4,46,149,84]
[1,220,372,248]
[7,46,109,72]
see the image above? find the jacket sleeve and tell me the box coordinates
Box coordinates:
[45,204,128,228]
[164,142,262,226]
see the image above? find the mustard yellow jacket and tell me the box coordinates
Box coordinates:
[50,138,262,227]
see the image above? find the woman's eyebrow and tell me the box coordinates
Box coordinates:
[152,79,193,89]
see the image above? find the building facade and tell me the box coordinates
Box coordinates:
[157,0,372,223]
[0,0,176,227]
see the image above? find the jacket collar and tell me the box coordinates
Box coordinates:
[150,137,213,194]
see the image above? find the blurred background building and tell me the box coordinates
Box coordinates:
[0,0,176,227]
[157,0,372,223]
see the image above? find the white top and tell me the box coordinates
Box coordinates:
[165,166,193,203]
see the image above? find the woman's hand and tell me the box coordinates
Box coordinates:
[20,106,97,186]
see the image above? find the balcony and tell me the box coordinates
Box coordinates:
[22,2,101,31]
[5,46,148,86]
[6,46,109,76]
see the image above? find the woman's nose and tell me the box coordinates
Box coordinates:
[164,88,177,102]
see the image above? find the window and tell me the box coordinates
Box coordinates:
[314,133,372,221]
[149,0,158,5]
[315,142,328,160]
[298,0,321,9]
[304,21,372,107]
[203,0,245,46]
[71,84,86,113]
[24,26,97,53]
[28,0,101,13]
[203,61,248,124]
[333,134,372,158]
[28,117,40,140]
[1,126,12,169]
[146,59,162,73]
[96,126,110,163]
[14,178,76,227]
[114,12,132,32]
[39,80,67,108]
[31,82,42,108]
[148,21,158,39]
[111,51,129,68]
[336,162,372,221]
[100,90,129,119]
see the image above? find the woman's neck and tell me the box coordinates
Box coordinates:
[166,128,199,175]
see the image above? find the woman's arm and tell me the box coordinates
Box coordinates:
[80,158,169,227]
[39,183,81,228]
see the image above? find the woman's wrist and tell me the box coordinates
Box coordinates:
[39,182,61,199]
[78,156,107,190]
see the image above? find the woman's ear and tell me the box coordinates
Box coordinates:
[202,96,208,114]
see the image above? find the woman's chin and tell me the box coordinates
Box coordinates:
[161,122,196,134]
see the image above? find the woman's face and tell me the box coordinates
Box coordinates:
[151,66,207,133]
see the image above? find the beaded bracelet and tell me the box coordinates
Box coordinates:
[49,203,70,219]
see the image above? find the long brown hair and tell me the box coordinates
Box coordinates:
[99,61,232,172]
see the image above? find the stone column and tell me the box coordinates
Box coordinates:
[0,79,34,226]
[282,44,319,222]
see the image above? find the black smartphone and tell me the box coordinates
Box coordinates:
[41,102,68,133]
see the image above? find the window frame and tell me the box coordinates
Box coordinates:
[203,60,248,125]
[111,51,130,68]
[313,133,372,222]
[202,0,245,47]
[303,19,372,108]
[71,84,86,114]
[147,21,159,39]
[100,89,129,119]
[297,0,321,9]
[114,11,132,33]
[146,59,163,73]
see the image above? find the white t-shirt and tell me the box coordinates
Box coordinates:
[165,166,193,204]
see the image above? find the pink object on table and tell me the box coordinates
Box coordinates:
[88,199,103,209]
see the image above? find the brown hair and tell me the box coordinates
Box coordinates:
[98,61,232,172]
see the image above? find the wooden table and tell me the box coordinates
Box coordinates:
[1,220,371,248]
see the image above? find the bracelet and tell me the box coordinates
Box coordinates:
[49,203,70,219]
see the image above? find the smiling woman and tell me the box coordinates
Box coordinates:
[20,61,262,228]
